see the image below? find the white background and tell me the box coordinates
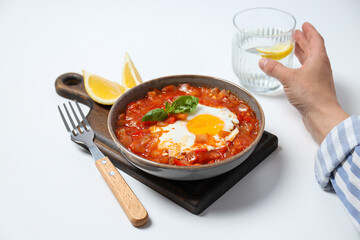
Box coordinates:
[1,0,360,239]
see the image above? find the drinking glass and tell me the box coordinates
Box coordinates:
[232,7,296,93]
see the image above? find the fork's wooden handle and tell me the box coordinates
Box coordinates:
[95,157,148,227]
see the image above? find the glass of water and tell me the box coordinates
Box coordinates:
[232,7,296,93]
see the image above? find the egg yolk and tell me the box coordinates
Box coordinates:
[186,114,224,136]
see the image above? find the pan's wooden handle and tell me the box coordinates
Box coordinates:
[95,157,148,227]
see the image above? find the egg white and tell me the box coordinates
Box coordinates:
[150,104,239,158]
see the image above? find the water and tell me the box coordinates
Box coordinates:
[232,30,294,93]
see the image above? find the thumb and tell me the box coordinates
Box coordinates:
[259,58,292,85]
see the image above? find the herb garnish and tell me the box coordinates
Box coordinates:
[141,95,199,122]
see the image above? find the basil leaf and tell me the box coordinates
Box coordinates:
[165,101,170,112]
[141,95,199,122]
[168,95,199,114]
[141,108,168,122]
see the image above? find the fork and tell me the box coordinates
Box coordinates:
[58,100,148,227]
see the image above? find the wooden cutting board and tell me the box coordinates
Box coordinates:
[55,72,278,214]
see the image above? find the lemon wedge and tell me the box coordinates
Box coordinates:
[83,70,125,105]
[256,42,294,60]
[122,52,143,89]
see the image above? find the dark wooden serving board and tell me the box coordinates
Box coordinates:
[55,72,278,215]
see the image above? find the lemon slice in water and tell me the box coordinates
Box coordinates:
[122,52,143,89]
[83,70,125,105]
[256,42,294,60]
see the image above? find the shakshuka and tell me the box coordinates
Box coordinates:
[115,84,259,166]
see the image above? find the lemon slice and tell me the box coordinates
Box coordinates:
[122,52,143,89]
[83,70,125,105]
[256,42,294,60]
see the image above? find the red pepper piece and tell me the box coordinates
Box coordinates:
[131,130,144,137]
[173,159,187,166]
[243,116,252,122]
[195,148,208,153]
[143,121,156,127]
[166,116,176,124]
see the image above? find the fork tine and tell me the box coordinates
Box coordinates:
[58,106,71,133]
[74,100,91,131]
[63,103,79,135]
[69,101,85,133]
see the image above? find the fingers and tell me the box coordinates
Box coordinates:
[259,58,293,85]
[293,30,308,63]
[302,22,321,40]
[302,22,326,51]
[292,23,328,64]
[294,43,306,65]
[293,29,308,52]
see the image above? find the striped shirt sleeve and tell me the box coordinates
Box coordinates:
[314,115,360,230]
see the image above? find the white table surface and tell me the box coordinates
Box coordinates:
[1,0,360,239]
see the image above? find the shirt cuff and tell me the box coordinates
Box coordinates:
[314,115,360,190]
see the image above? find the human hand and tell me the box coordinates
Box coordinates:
[259,22,349,143]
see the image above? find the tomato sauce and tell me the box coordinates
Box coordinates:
[115,84,259,166]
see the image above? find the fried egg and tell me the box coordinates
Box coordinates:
[150,104,239,158]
